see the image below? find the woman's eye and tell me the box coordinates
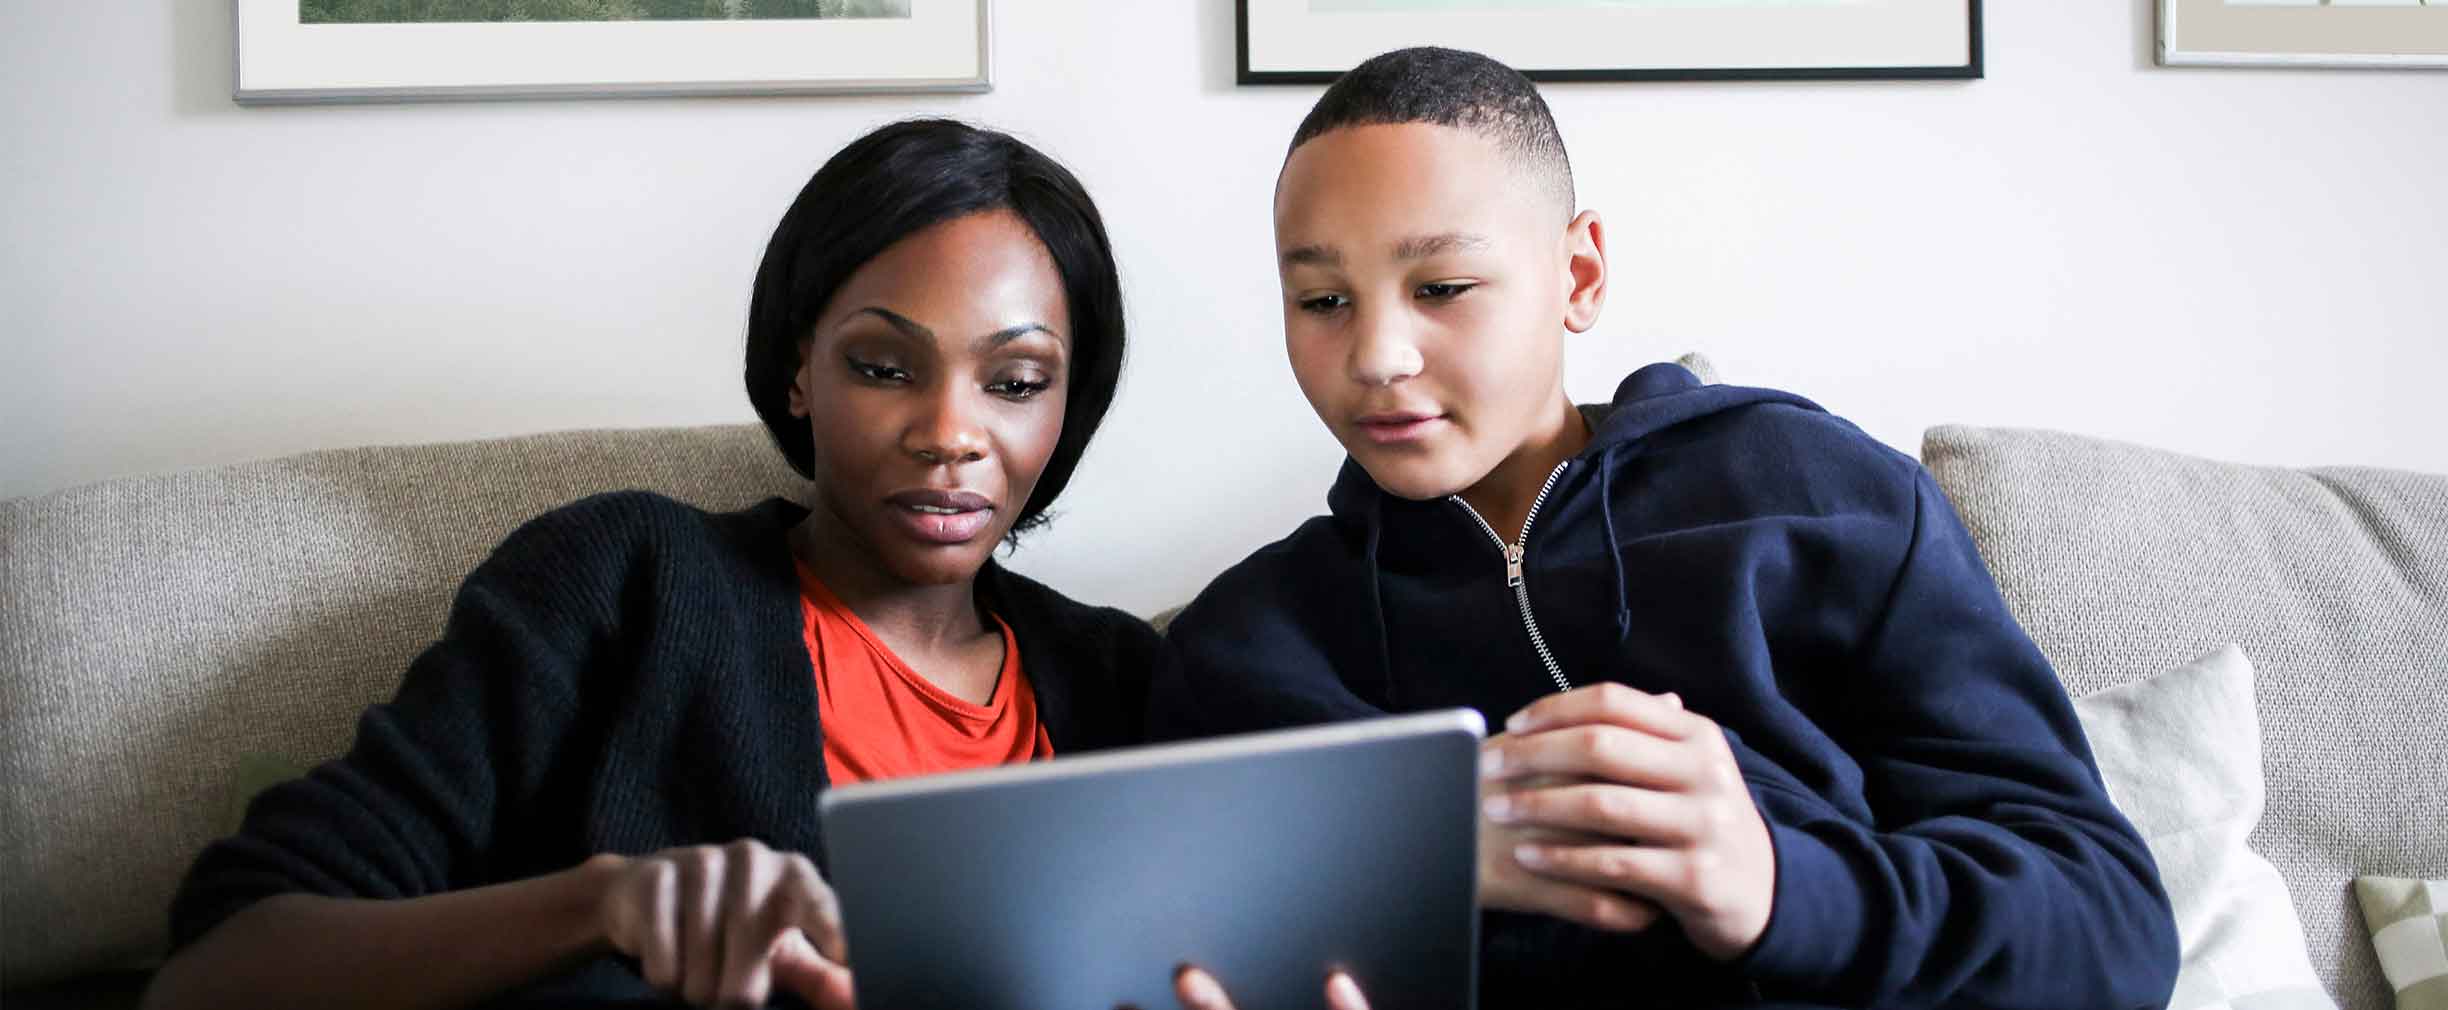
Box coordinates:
[1416,282,1475,301]
[1297,294,1349,315]
[989,378,1053,400]
[849,359,909,383]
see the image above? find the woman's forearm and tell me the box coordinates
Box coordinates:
[143,854,628,1010]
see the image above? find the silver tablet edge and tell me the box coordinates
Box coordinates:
[818,708,1487,813]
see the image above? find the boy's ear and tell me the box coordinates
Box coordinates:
[1561,210,1607,335]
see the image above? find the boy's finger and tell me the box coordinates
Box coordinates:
[1483,724,1699,789]
[1514,841,1689,908]
[1508,682,1698,738]
[771,929,858,1010]
[1174,966,1236,1010]
[1485,783,1699,845]
[1326,971,1371,1010]
[1507,873,1661,933]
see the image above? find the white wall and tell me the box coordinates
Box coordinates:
[5,2,2443,615]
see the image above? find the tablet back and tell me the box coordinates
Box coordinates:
[818,709,1484,1010]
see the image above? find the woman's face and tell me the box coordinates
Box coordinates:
[789,209,1071,587]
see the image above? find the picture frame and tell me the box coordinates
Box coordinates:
[2159,0,2448,69]
[233,0,990,105]
[1236,0,1982,84]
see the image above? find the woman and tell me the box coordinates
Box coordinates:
[143,119,1358,1010]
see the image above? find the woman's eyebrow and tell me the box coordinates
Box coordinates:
[852,307,1053,353]
[977,322,1057,352]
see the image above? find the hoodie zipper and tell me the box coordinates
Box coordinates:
[1451,461,1574,694]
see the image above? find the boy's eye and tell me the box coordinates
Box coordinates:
[1297,293,1350,315]
[988,377,1054,400]
[848,358,910,383]
[1416,282,1475,301]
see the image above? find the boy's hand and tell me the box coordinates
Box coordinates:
[1475,738,1663,933]
[1160,966,1370,1010]
[597,839,857,1009]
[1480,684,1777,961]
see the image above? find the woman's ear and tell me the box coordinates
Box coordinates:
[1561,210,1607,335]
[786,342,815,418]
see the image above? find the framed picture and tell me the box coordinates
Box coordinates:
[2160,0,2448,69]
[1236,0,1982,83]
[233,0,989,105]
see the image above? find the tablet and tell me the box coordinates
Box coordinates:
[817,708,1485,1010]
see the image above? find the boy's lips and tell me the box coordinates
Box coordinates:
[1354,411,1448,444]
[884,488,996,545]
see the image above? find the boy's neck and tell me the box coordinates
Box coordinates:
[1456,395,1591,544]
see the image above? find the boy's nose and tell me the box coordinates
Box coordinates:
[903,389,989,464]
[1348,313,1424,387]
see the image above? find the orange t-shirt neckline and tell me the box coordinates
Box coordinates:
[796,561,1053,786]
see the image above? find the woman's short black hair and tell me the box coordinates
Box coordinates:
[744,118,1126,541]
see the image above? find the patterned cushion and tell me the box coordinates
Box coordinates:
[2356,877,2448,1010]
[1923,426,2448,1010]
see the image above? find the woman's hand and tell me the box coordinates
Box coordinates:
[1480,683,1778,961]
[1162,967,1371,1010]
[596,839,855,1009]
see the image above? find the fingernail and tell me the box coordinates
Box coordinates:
[1327,972,1364,1004]
[1482,796,1514,822]
[1480,749,1504,777]
[1506,711,1531,733]
[1514,843,1546,866]
[1181,968,1227,1005]
[1662,693,1683,709]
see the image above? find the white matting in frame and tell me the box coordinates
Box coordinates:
[233,0,989,105]
[1237,0,1981,83]
[2160,0,2448,69]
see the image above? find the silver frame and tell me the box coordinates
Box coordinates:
[233,0,992,105]
[2159,0,2448,69]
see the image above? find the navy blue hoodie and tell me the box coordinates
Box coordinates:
[1155,363,2178,1010]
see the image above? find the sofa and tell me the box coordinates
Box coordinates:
[4,407,2441,1009]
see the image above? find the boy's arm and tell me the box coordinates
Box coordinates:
[1730,469,2180,1009]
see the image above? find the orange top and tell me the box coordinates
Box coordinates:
[797,562,1053,786]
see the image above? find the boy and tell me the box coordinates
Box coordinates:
[1155,47,2179,1009]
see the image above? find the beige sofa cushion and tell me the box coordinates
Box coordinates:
[1923,425,2448,1010]
[0,424,801,986]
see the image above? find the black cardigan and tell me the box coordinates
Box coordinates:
[167,491,1161,1003]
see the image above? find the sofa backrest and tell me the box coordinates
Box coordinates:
[0,424,802,986]
[1923,425,2448,1010]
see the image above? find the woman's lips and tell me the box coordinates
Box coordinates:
[885,489,995,545]
[1355,412,1447,444]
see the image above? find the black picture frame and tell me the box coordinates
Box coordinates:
[1236,0,1983,84]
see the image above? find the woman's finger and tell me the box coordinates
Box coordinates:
[716,841,783,1008]
[771,928,858,1010]
[637,860,682,991]
[783,853,848,965]
[1485,783,1700,845]
[678,847,724,1006]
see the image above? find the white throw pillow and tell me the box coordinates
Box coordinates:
[2075,644,2337,1010]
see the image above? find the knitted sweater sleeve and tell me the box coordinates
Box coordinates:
[167,497,631,950]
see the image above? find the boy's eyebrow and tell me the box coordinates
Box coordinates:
[1280,243,1342,269]
[1394,232,1492,260]
[854,307,1054,351]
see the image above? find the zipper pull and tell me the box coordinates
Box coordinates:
[1505,543,1525,588]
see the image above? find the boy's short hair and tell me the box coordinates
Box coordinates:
[1287,46,1575,219]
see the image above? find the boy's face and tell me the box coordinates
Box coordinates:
[1274,122,1598,503]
